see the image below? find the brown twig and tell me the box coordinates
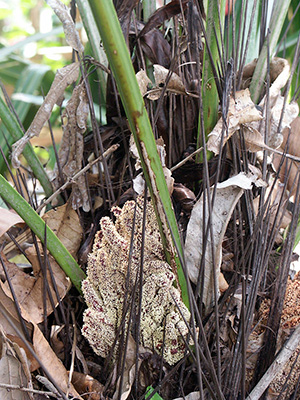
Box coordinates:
[36,144,119,213]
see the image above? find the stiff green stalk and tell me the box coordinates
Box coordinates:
[87,0,189,308]
[75,0,107,106]
[197,0,226,158]
[0,96,53,198]
[0,174,85,293]
[249,0,292,103]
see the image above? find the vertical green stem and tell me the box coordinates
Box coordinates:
[87,0,189,308]
[197,0,226,158]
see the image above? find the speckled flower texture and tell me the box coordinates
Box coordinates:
[82,197,190,365]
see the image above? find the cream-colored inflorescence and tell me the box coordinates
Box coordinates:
[82,198,190,365]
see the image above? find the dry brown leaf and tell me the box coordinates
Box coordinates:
[32,323,82,398]
[1,255,69,324]
[42,203,83,258]
[1,204,81,323]
[0,283,32,336]
[0,283,39,371]
[12,62,80,168]
[242,125,266,152]
[0,208,24,238]
[0,330,32,400]
[45,0,84,54]
[153,64,185,91]
[71,371,103,400]
[207,89,262,154]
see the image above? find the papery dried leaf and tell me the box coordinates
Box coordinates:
[138,0,189,38]
[45,0,84,54]
[273,116,300,196]
[32,323,82,398]
[12,62,80,167]
[56,82,90,211]
[267,96,299,148]
[267,58,290,105]
[185,173,255,313]
[136,70,152,97]
[0,286,40,371]
[207,89,262,154]
[250,58,299,149]
[0,208,24,238]
[241,59,257,89]
[147,65,186,100]
[243,125,266,152]
[153,65,185,92]
[1,204,81,323]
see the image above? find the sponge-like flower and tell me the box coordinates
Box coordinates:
[82,198,190,365]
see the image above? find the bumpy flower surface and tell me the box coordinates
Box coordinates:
[82,198,190,365]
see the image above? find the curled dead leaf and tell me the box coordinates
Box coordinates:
[45,0,84,54]
[185,173,255,313]
[273,117,300,197]
[12,62,80,168]
[207,89,262,154]
[0,208,24,238]
[71,371,103,400]
[146,65,187,100]
[136,70,152,97]
[0,330,32,400]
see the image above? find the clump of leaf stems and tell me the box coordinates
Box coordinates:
[0,0,300,399]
